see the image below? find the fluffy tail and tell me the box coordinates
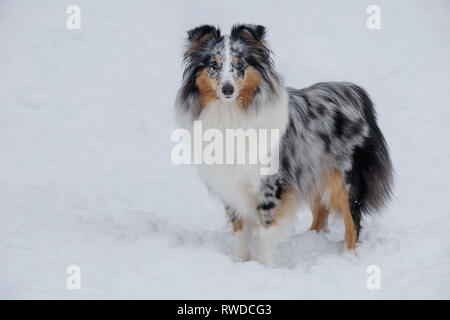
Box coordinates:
[348,87,394,215]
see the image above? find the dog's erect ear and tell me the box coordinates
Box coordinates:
[187,25,221,42]
[231,24,266,41]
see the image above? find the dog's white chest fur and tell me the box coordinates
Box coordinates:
[195,94,289,219]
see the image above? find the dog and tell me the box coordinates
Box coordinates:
[175,24,393,266]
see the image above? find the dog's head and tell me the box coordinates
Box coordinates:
[180,24,279,110]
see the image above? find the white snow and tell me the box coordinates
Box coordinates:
[1,0,449,299]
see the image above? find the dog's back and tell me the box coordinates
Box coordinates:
[283,82,393,216]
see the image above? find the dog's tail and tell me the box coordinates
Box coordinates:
[348,87,394,215]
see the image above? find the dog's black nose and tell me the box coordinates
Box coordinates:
[222,83,234,97]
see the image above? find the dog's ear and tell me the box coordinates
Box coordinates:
[231,24,266,42]
[187,25,221,43]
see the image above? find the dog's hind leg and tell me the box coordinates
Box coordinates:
[309,195,330,233]
[325,170,358,250]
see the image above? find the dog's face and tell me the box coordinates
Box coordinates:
[181,24,276,109]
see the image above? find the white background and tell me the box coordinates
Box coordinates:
[0,0,449,299]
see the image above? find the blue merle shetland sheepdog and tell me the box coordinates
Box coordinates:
[175,24,393,266]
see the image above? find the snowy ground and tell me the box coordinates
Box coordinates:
[1,0,449,299]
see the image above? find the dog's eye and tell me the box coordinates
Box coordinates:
[235,62,243,70]
[210,62,220,70]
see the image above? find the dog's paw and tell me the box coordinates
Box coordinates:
[231,249,250,263]
[257,254,277,268]
[342,245,358,259]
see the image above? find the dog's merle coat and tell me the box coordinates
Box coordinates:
[176,24,393,263]
[260,82,393,238]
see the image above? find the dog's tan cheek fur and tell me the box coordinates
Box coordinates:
[196,68,219,110]
[237,67,261,109]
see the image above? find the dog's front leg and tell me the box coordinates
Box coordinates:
[227,206,251,262]
[257,179,299,267]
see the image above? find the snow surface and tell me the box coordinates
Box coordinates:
[1,0,449,299]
